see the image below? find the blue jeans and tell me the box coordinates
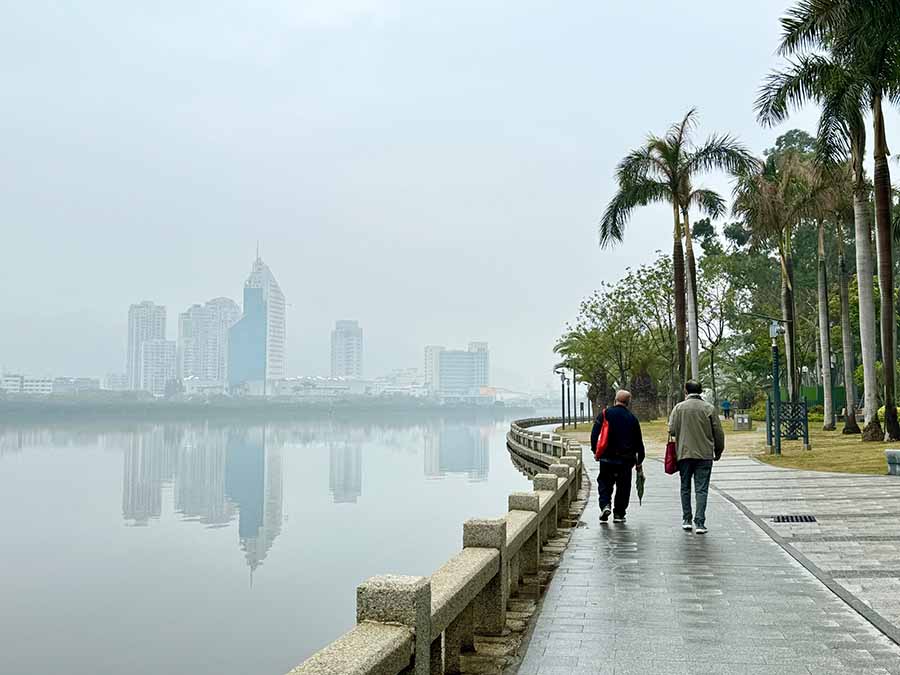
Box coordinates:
[678,458,713,526]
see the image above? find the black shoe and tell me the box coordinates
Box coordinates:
[682,518,693,531]
[600,505,611,522]
[613,514,626,523]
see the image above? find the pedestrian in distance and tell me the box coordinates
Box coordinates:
[591,389,645,524]
[721,398,732,420]
[668,380,725,534]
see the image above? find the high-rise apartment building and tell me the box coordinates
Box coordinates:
[140,339,177,397]
[424,345,445,393]
[127,301,166,390]
[437,342,490,395]
[228,255,286,393]
[178,298,240,383]
[331,320,363,379]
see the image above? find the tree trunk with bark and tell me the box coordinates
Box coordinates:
[673,214,687,397]
[873,95,900,440]
[838,226,861,434]
[850,121,882,440]
[817,220,835,430]
[682,209,701,382]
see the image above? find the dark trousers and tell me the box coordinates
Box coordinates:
[597,459,633,516]
[678,458,713,526]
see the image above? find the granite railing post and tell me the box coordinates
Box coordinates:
[533,474,558,540]
[509,492,540,577]
[565,449,583,485]
[357,575,431,675]
[443,604,473,675]
[549,464,571,518]
[559,456,579,502]
[463,518,508,636]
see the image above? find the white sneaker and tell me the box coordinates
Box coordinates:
[695,525,708,534]
[600,505,611,522]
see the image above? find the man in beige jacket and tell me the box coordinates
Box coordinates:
[668,380,725,534]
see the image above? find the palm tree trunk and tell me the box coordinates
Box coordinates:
[817,219,835,430]
[681,209,701,381]
[838,225,860,434]
[672,210,686,397]
[854,187,882,438]
[873,94,900,440]
[781,233,799,403]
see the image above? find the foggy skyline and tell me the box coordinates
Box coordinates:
[5,1,894,391]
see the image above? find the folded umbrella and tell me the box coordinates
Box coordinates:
[636,469,646,505]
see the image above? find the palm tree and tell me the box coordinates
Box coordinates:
[756,53,882,438]
[600,109,757,387]
[777,0,900,438]
[732,153,816,402]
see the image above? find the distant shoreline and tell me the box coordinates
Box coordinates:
[0,396,539,426]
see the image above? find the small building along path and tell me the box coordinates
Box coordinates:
[518,456,900,675]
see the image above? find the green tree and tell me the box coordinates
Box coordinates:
[599,109,757,388]
[776,0,900,438]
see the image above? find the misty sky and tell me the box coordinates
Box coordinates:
[5,1,893,393]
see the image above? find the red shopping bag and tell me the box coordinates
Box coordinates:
[594,409,609,461]
[664,440,678,474]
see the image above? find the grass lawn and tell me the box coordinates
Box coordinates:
[759,423,894,475]
[554,417,895,473]
[555,418,764,456]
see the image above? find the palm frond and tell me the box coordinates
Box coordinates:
[687,134,761,176]
[599,179,670,248]
[689,188,727,219]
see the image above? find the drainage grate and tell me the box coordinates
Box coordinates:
[772,515,817,523]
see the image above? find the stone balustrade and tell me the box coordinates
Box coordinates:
[288,416,584,675]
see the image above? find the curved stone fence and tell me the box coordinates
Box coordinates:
[289,417,585,675]
[507,416,587,478]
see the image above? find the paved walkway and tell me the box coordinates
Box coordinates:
[518,457,900,675]
[713,457,900,644]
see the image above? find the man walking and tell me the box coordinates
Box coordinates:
[668,381,725,534]
[591,390,645,523]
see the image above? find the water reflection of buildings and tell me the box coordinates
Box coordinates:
[225,427,283,571]
[329,444,362,503]
[120,425,283,571]
[424,425,490,481]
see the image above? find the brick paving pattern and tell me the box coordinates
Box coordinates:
[517,457,900,675]
[713,457,900,644]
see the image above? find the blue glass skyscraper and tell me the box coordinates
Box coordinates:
[228,286,267,391]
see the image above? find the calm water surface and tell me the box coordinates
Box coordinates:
[0,415,533,675]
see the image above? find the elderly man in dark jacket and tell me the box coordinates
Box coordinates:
[590,390,645,523]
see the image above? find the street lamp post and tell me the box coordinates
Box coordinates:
[571,368,577,425]
[770,321,782,456]
[558,370,567,429]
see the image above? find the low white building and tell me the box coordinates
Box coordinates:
[1,374,54,395]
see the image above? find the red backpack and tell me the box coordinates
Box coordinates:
[594,409,610,460]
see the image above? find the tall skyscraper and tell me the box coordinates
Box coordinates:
[178,298,240,383]
[424,345,445,393]
[140,339,177,396]
[127,301,166,390]
[331,320,363,378]
[437,342,490,395]
[228,254,286,393]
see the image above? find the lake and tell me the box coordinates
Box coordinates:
[0,414,535,675]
